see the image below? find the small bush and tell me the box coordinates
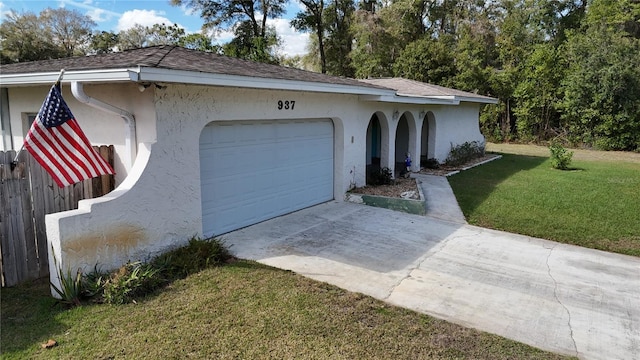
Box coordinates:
[549,143,573,170]
[367,167,394,185]
[103,261,164,305]
[421,158,440,169]
[82,265,109,299]
[445,141,485,166]
[50,247,83,307]
[153,237,232,279]
[50,237,231,306]
[51,268,83,307]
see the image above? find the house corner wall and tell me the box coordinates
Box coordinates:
[432,103,484,162]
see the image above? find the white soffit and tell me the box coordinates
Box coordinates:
[0,69,137,86]
[359,94,459,105]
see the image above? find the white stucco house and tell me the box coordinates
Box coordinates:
[0,46,496,291]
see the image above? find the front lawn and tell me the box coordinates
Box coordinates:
[1,261,572,360]
[448,149,640,256]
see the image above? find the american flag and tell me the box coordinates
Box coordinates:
[24,84,115,188]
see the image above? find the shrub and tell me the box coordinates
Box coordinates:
[82,265,109,299]
[445,141,485,166]
[153,237,232,279]
[549,143,574,170]
[49,247,83,307]
[367,167,394,185]
[102,261,164,305]
[50,237,232,306]
[421,158,440,169]
[51,267,84,307]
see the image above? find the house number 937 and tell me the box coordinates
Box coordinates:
[277,100,295,110]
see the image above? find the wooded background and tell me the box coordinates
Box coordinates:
[2,0,639,150]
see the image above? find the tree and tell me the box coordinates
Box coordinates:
[223,21,281,63]
[291,0,328,73]
[90,31,119,54]
[179,33,220,52]
[323,0,356,76]
[560,18,640,150]
[40,8,96,57]
[393,35,457,85]
[350,7,400,78]
[453,20,497,95]
[586,0,640,38]
[0,10,64,62]
[172,0,286,61]
[512,43,564,141]
[147,23,187,46]
[118,24,151,50]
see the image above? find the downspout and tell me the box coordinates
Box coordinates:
[71,82,137,171]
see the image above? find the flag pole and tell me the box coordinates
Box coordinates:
[10,69,65,170]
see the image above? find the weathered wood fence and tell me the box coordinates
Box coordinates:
[0,146,115,287]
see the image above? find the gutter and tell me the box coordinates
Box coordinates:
[70,81,136,170]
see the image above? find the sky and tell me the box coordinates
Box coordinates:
[0,0,310,56]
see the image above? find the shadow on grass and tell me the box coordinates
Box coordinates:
[448,153,548,217]
[0,278,67,356]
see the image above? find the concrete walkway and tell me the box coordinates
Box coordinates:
[224,195,640,360]
[413,173,467,223]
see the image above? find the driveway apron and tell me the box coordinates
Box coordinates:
[224,201,640,360]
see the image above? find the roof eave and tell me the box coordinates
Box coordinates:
[0,69,138,86]
[0,66,396,96]
[454,95,499,104]
[137,67,396,96]
[360,94,458,105]
[399,93,498,105]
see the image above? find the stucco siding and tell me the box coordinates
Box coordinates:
[47,84,370,290]
[43,83,486,294]
[429,103,485,162]
[6,84,156,184]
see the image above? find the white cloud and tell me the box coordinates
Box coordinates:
[0,2,9,21]
[58,0,120,22]
[178,3,198,16]
[116,9,175,31]
[86,8,110,22]
[208,27,234,44]
[268,17,309,57]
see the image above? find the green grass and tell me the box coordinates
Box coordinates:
[1,261,572,359]
[449,154,640,256]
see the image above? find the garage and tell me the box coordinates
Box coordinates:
[199,119,334,236]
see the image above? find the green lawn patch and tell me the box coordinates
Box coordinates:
[448,154,640,256]
[2,262,572,359]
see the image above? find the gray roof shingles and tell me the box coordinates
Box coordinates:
[360,77,496,102]
[0,45,384,90]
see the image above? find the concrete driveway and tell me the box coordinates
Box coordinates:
[224,201,640,360]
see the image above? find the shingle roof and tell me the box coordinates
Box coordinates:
[0,45,384,90]
[359,77,496,102]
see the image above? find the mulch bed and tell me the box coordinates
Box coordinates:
[419,154,501,176]
[350,154,501,198]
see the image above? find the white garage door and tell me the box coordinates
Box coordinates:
[200,119,334,236]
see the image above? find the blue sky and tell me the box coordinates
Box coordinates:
[0,0,309,56]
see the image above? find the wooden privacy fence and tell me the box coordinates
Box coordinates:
[0,146,115,287]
